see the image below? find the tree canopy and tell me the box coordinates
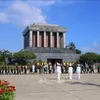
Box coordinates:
[13,50,36,60]
[80,52,98,64]
[0,50,36,66]
[66,42,82,54]
[76,49,82,54]
[96,54,100,62]
[0,51,2,60]
[67,42,76,50]
[0,50,12,65]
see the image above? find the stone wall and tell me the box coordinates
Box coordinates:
[34,53,81,62]
[25,47,81,62]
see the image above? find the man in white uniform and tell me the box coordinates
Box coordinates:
[32,64,35,74]
[68,63,73,80]
[56,62,61,80]
[76,64,81,80]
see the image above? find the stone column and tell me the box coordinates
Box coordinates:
[50,32,52,47]
[57,32,59,48]
[37,31,39,47]
[63,32,66,48]
[29,30,32,47]
[44,31,46,47]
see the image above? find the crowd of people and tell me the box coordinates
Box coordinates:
[0,62,100,76]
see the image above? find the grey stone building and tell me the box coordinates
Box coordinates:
[23,23,80,63]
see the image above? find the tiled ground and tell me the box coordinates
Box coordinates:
[0,74,100,100]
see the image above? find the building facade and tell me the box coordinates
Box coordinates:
[23,23,80,63]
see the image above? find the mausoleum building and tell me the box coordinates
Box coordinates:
[23,23,80,63]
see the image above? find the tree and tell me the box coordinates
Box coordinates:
[76,49,82,54]
[67,42,76,50]
[0,50,12,66]
[97,54,100,63]
[0,51,2,60]
[0,51,3,65]
[80,52,98,64]
[66,42,82,54]
[13,50,36,65]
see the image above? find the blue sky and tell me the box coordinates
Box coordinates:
[0,0,100,53]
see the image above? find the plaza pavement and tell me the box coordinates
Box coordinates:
[0,74,100,100]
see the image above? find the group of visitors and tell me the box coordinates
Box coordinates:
[80,63,100,74]
[0,62,100,75]
[56,62,81,80]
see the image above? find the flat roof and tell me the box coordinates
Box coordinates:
[33,23,58,26]
[23,23,67,35]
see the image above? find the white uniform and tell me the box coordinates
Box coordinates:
[76,64,81,80]
[68,67,73,80]
[32,65,35,73]
[3,70,5,75]
[56,63,61,80]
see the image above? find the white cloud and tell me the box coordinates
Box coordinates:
[0,13,9,23]
[0,0,84,27]
[0,0,55,27]
[81,42,100,54]
[93,42,98,47]
[27,0,55,7]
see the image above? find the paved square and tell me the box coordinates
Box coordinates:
[0,74,100,100]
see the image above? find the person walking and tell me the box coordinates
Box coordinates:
[85,63,89,73]
[32,64,35,74]
[24,65,27,74]
[81,64,84,74]
[90,64,94,73]
[76,64,81,80]
[68,64,73,80]
[97,64,100,73]
[56,62,61,81]
[48,62,52,74]
[44,64,48,74]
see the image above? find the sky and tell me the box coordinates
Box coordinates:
[0,0,100,53]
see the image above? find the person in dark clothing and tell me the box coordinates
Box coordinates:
[0,67,1,75]
[21,66,23,74]
[11,67,13,75]
[90,64,94,73]
[52,65,55,73]
[97,64,100,73]
[24,66,27,74]
[39,64,43,74]
[85,63,89,73]
[19,66,21,74]
[8,66,10,75]
[30,66,32,73]
[14,67,16,74]
[1,67,4,74]
[5,67,7,75]
[81,64,84,74]
[48,62,52,74]
[16,66,19,74]
[35,65,37,73]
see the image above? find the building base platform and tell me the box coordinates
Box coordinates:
[25,47,81,62]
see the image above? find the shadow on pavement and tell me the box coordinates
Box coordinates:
[68,81,100,87]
